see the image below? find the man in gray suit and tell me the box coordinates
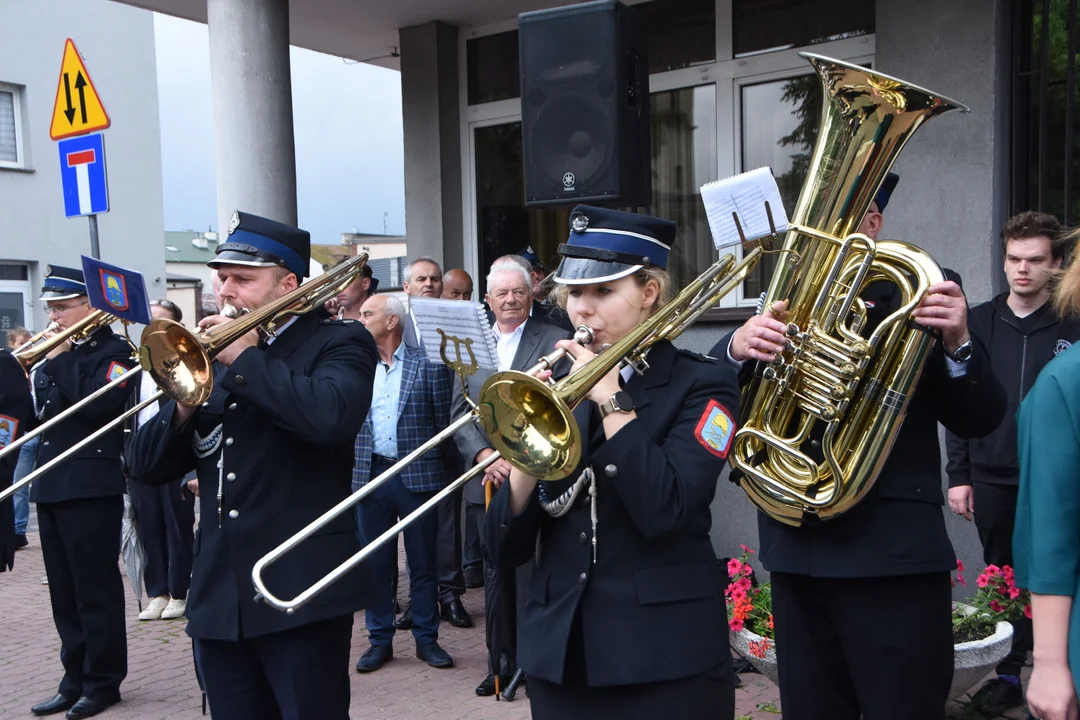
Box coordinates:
[453,258,570,695]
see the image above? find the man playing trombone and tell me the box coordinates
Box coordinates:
[28,266,136,719]
[129,212,378,720]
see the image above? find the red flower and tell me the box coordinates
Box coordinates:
[990,600,1005,613]
[1008,587,1020,600]
[768,614,775,630]
[1024,604,1033,619]
[748,638,771,659]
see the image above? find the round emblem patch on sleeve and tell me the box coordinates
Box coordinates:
[695,399,736,458]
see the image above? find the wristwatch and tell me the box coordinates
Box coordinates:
[946,339,973,362]
[598,390,634,419]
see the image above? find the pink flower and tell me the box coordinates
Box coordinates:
[977,574,989,588]
[727,558,741,576]
[736,577,752,592]
[729,586,747,602]
[1008,587,1020,599]
[956,559,965,573]
[956,572,966,587]
[1024,605,1033,619]
[729,617,745,633]
[990,600,1005,613]
[741,544,756,555]
[986,565,1001,577]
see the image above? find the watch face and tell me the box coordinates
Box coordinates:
[614,390,634,411]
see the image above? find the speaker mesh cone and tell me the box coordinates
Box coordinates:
[529,95,614,190]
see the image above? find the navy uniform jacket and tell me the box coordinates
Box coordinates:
[0,349,33,571]
[715,271,1007,578]
[485,341,740,686]
[130,311,378,641]
[30,326,136,503]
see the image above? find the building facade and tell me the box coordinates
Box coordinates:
[0,0,166,335]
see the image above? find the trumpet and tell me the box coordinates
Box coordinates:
[252,246,763,613]
[0,254,370,504]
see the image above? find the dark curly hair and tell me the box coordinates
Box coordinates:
[1001,210,1066,261]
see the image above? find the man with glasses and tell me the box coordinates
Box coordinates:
[28,266,136,719]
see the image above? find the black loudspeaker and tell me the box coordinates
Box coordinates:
[518,0,651,208]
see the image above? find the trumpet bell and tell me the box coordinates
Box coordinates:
[478,372,582,482]
[139,319,213,407]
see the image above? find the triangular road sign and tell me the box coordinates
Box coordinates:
[50,38,110,141]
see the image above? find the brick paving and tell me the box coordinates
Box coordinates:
[0,530,1033,719]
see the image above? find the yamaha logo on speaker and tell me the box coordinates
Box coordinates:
[562,172,576,191]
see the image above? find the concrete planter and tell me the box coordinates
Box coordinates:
[733,606,1014,701]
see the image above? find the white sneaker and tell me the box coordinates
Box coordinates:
[139,595,170,620]
[160,598,187,619]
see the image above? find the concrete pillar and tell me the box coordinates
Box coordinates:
[875,0,1011,304]
[399,21,463,269]
[207,0,297,234]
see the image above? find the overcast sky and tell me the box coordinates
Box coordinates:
[153,13,405,244]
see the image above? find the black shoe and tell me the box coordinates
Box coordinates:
[394,604,413,630]
[65,693,120,720]
[463,566,484,589]
[355,644,393,673]
[440,597,473,628]
[13,534,28,550]
[416,641,454,668]
[31,694,78,716]
[475,674,510,696]
[969,677,1024,716]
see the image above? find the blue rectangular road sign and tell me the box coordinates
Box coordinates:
[58,132,109,218]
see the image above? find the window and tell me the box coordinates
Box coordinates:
[0,84,24,168]
[732,0,874,58]
[467,31,520,105]
[739,73,823,300]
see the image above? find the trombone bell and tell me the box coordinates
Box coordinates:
[479,373,581,481]
[139,319,214,407]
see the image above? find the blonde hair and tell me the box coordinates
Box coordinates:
[1053,227,1080,317]
[549,267,672,315]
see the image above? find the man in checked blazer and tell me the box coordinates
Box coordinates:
[452,258,571,695]
[352,294,455,673]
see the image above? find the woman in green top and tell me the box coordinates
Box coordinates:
[1015,227,1080,720]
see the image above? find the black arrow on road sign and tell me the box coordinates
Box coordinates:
[75,72,87,124]
[62,73,75,125]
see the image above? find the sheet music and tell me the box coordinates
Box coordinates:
[408,297,498,370]
[700,167,790,250]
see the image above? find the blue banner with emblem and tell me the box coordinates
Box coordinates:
[80,256,152,325]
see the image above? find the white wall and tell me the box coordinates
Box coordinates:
[0,0,165,332]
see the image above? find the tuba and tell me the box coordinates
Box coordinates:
[730,54,968,527]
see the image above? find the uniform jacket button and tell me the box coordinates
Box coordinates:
[226,472,236,482]
[579,532,588,545]
[228,509,239,519]
[604,464,617,477]
[225,437,234,446]
[96,448,102,453]
[578,572,587,584]
[234,375,245,386]
[201,402,209,408]
[228,403,237,411]
[43,440,49,446]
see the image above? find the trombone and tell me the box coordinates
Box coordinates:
[251,246,764,614]
[12,322,60,355]
[0,254,370,504]
[0,310,131,465]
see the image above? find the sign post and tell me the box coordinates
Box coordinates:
[49,38,111,258]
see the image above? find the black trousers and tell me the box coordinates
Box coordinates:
[37,496,127,700]
[528,667,734,720]
[128,478,195,599]
[435,480,464,604]
[193,614,353,720]
[973,481,1033,676]
[771,571,953,720]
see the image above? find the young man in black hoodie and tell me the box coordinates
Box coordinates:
[946,210,1080,716]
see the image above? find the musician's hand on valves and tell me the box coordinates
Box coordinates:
[730,300,790,363]
[554,339,620,405]
[323,297,341,317]
[912,281,969,354]
[199,314,259,367]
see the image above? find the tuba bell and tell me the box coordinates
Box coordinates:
[730,54,968,527]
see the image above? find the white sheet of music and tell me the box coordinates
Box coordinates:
[701,167,790,250]
[408,297,499,370]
